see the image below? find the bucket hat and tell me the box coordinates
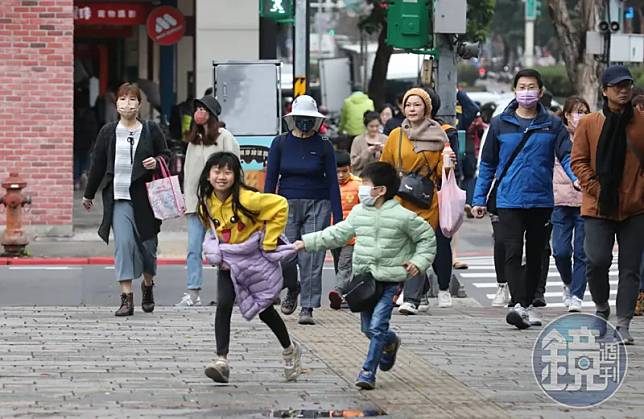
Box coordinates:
[194,94,222,117]
[284,95,326,131]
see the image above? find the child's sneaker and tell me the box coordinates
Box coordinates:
[379,336,401,372]
[355,370,376,390]
[283,341,302,381]
[205,358,229,383]
[328,290,343,310]
[398,302,418,315]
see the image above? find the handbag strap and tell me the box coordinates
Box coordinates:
[153,156,172,179]
[398,128,439,181]
[490,127,535,196]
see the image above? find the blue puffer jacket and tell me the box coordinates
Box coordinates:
[473,101,577,209]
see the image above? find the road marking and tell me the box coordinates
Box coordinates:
[463,272,617,279]
[8,266,82,270]
[472,279,619,288]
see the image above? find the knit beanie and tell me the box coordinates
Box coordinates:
[403,88,432,116]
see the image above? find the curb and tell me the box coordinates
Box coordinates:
[0,257,188,266]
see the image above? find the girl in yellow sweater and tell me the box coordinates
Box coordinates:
[197,152,301,384]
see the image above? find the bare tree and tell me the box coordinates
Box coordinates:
[546,0,604,110]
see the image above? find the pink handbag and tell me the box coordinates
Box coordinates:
[145,157,186,220]
[438,166,466,238]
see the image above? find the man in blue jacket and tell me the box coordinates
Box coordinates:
[471,69,578,330]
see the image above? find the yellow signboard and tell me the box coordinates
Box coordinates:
[294,77,306,97]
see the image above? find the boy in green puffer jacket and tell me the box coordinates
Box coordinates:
[294,162,436,390]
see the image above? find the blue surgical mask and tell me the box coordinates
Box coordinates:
[358,185,377,207]
[294,116,316,132]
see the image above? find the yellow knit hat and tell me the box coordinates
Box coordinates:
[403,88,432,116]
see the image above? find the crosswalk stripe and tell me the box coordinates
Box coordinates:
[473,280,618,289]
[463,272,617,279]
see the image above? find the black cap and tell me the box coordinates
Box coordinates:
[601,65,634,87]
[194,94,222,116]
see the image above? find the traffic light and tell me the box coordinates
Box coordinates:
[525,0,541,20]
[260,0,293,22]
[386,0,432,50]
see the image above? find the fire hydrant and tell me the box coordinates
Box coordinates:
[0,172,32,256]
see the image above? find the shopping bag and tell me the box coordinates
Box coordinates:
[146,157,185,220]
[438,167,466,238]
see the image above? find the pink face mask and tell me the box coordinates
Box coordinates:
[515,90,540,108]
[194,109,209,125]
[570,113,584,129]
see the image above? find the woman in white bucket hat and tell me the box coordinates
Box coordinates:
[265,95,343,325]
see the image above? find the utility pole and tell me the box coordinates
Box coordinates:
[524,0,540,67]
[435,34,457,125]
[293,0,310,97]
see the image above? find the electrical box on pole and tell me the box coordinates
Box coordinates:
[386,0,432,50]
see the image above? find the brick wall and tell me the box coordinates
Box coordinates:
[0,0,74,235]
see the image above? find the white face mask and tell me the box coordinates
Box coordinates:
[358,185,378,207]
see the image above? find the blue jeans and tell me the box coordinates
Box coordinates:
[186,214,206,290]
[360,283,399,376]
[552,206,587,299]
[282,199,331,308]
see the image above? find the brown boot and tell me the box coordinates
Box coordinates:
[115,292,134,316]
[141,281,155,313]
[635,291,644,316]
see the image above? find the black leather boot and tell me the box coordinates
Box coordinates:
[115,292,134,316]
[141,281,155,313]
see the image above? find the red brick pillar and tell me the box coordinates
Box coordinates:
[0,0,74,235]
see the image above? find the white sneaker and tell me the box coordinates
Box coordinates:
[492,283,510,307]
[527,305,542,326]
[437,290,452,308]
[568,296,583,312]
[283,341,302,381]
[562,285,572,307]
[418,294,430,312]
[175,293,201,307]
[506,303,531,329]
[398,302,418,315]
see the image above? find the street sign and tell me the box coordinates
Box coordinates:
[293,77,306,97]
[260,0,293,21]
[146,6,185,45]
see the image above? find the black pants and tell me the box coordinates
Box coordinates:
[585,214,644,328]
[492,214,551,299]
[496,208,552,308]
[403,227,453,304]
[215,270,292,356]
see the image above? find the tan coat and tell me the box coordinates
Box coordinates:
[571,110,644,221]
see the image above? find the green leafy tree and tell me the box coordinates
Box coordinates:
[361,0,496,108]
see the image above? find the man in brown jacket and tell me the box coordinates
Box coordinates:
[571,65,644,345]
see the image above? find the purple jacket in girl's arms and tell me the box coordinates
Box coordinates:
[203,230,297,321]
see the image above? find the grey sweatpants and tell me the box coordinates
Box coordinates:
[281,199,331,308]
[585,214,644,328]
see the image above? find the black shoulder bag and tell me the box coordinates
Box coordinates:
[343,272,383,313]
[487,129,535,215]
[396,129,439,209]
